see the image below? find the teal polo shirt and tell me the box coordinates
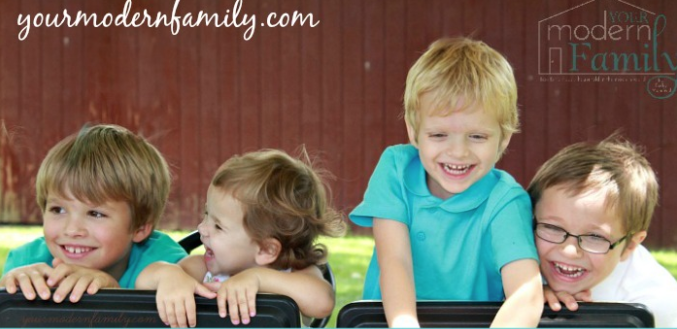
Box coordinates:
[350,144,537,301]
[2,230,187,288]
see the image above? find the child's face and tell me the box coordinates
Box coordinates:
[407,94,510,199]
[42,188,149,280]
[198,187,260,276]
[534,186,632,295]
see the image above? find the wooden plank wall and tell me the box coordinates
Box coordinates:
[0,0,675,249]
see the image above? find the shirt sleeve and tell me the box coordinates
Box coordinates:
[349,146,410,227]
[120,231,188,288]
[2,238,54,275]
[488,191,539,272]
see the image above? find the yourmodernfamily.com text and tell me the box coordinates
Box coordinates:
[16,0,320,41]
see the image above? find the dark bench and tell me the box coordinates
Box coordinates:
[337,300,654,328]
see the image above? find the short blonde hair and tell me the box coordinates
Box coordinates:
[211,148,346,270]
[527,136,658,234]
[403,37,519,141]
[35,124,171,232]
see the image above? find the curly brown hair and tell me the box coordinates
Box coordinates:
[211,148,346,270]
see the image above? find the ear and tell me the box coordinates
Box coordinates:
[255,238,281,266]
[405,120,418,148]
[499,132,513,155]
[132,223,153,243]
[620,231,646,261]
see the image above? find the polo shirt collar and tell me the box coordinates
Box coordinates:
[403,156,499,212]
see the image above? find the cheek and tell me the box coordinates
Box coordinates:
[535,239,553,258]
[588,253,619,273]
[42,219,61,239]
[94,225,132,249]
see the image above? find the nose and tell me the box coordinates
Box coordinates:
[63,216,87,237]
[197,220,209,237]
[445,139,469,158]
[560,236,583,258]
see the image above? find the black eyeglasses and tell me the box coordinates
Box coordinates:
[534,222,630,254]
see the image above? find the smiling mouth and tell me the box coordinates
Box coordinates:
[554,262,586,278]
[442,163,474,175]
[204,246,215,258]
[62,245,94,254]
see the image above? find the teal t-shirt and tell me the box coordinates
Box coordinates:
[2,230,187,288]
[350,144,538,301]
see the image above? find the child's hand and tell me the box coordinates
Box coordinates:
[0,263,55,300]
[156,267,216,328]
[207,268,262,326]
[544,285,592,311]
[47,259,120,303]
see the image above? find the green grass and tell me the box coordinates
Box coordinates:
[2,226,677,328]
[650,250,677,278]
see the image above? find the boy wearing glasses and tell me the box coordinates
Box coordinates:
[527,136,677,327]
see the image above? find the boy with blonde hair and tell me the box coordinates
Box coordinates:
[1,124,187,303]
[350,37,543,327]
[137,148,346,328]
[528,136,677,327]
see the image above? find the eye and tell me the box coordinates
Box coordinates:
[584,234,610,243]
[214,224,223,231]
[540,223,566,235]
[469,134,488,141]
[48,206,65,214]
[428,133,447,139]
[87,210,106,219]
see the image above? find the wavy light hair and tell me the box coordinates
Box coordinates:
[403,37,519,142]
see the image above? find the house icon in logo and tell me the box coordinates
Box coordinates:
[537,0,655,75]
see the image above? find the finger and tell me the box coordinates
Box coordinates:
[238,290,251,326]
[557,291,579,311]
[53,275,78,303]
[4,275,18,294]
[203,282,221,292]
[69,277,94,303]
[86,277,104,295]
[574,290,592,302]
[228,291,242,325]
[246,288,257,319]
[217,289,228,318]
[51,258,64,268]
[156,298,169,326]
[27,269,52,300]
[17,273,38,300]
[186,299,198,328]
[175,301,188,328]
[194,284,217,299]
[165,302,179,328]
[544,289,562,311]
[47,264,72,287]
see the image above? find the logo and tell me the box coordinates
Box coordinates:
[537,0,676,99]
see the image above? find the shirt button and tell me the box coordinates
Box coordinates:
[416,232,426,241]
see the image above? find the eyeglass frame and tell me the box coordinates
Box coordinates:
[534,222,632,254]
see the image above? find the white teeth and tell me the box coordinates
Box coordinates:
[64,246,92,254]
[554,262,585,278]
[442,163,471,174]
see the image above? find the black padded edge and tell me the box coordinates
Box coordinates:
[0,289,301,328]
[336,301,654,328]
[178,230,202,253]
